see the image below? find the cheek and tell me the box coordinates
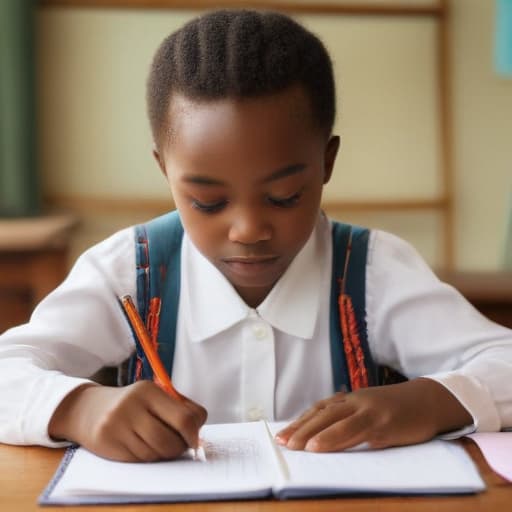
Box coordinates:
[177,210,226,259]
[275,201,322,248]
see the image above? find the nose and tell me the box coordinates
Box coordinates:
[228,207,272,245]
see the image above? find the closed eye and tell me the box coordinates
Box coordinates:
[267,191,302,208]
[191,199,228,213]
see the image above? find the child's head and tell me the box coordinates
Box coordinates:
[147,9,336,149]
[147,10,340,307]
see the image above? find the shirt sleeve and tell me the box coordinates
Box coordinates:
[366,230,512,433]
[0,227,137,447]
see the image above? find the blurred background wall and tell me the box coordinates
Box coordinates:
[33,0,511,270]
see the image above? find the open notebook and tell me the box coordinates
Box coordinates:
[40,421,485,505]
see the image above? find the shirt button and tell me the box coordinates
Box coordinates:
[252,325,268,340]
[247,407,265,421]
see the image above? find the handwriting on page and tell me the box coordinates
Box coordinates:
[198,437,263,479]
[55,435,274,497]
[160,433,274,492]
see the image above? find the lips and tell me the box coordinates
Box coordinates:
[223,256,278,264]
[221,255,279,278]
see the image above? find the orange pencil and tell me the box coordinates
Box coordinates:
[120,294,183,401]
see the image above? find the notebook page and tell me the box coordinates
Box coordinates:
[274,439,485,495]
[48,422,278,500]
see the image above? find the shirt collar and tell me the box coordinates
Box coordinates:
[181,214,328,342]
[182,237,250,343]
[256,216,326,339]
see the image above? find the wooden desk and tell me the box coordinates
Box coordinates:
[0,215,77,333]
[0,440,510,512]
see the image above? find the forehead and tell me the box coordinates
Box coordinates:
[162,86,323,169]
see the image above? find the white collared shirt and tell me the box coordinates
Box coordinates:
[0,214,511,447]
[173,212,332,424]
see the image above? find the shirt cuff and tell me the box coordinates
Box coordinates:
[20,372,96,448]
[423,371,501,435]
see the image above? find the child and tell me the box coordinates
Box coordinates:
[0,9,511,463]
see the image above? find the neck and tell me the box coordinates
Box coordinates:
[235,284,274,309]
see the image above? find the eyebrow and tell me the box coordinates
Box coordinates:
[182,163,307,186]
[262,163,307,183]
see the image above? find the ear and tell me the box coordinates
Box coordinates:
[152,145,167,178]
[323,135,340,185]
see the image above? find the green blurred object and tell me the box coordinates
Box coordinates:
[0,0,39,217]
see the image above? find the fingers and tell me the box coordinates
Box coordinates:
[275,405,322,444]
[180,395,209,427]
[76,381,208,462]
[275,391,391,453]
[303,411,372,452]
[147,385,207,450]
[94,414,189,463]
[276,381,453,454]
[94,428,185,463]
[88,438,141,463]
[280,398,362,452]
[133,411,189,460]
[275,393,348,446]
[124,431,163,462]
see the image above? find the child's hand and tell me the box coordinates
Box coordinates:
[48,381,207,462]
[275,378,472,452]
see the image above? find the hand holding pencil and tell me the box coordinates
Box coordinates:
[47,293,207,463]
[119,294,204,459]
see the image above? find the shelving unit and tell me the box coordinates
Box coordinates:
[40,0,454,267]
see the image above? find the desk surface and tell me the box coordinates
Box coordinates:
[1,440,510,512]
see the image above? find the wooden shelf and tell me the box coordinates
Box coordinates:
[39,1,444,17]
[39,0,455,267]
[47,195,448,214]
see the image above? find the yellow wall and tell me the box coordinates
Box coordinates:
[35,1,512,269]
[451,0,511,269]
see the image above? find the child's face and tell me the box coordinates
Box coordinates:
[155,85,339,307]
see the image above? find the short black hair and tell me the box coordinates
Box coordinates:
[147,9,336,147]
